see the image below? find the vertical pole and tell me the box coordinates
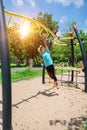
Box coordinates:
[42,64,45,84]
[69,32,74,82]
[73,25,87,92]
[0,0,12,130]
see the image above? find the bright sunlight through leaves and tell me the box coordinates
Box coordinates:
[19,22,30,39]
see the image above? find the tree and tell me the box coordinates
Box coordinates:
[22,33,42,65]
[37,12,59,31]
[8,24,24,66]
[8,24,43,66]
[80,30,87,60]
[66,21,76,32]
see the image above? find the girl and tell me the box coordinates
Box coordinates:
[38,37,58,87]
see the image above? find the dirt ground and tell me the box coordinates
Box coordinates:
[0,72,87,130]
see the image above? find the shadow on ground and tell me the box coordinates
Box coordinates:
[49,116,87,130]
[12,87,58,108]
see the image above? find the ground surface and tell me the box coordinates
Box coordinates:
[0,72,87,130]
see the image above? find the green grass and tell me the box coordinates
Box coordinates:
[0,63,26,68]
[0,67,68,83]
[0,69,42,83]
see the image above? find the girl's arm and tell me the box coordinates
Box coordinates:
[43,38,48,50]
[43,34,53,49]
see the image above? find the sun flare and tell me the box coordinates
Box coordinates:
[19,22,30,38]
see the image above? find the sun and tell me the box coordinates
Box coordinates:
[19,22,30,38]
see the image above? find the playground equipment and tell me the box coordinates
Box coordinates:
[42,28,87,91]
[73,26,87,92]
[4,9,57,39]
[0,0,87,130]
[42,32,75,84]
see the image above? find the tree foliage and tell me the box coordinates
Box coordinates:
[8,24,24,66]
[37,12,59,31]
[8,24,43,66]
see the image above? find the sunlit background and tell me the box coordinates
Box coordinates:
[19,22,31,39]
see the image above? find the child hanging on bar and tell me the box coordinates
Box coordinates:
[38,35,58,87]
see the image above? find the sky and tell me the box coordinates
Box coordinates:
[3,0,87,34]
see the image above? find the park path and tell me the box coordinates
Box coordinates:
[0,74,87,130]
[0,67,42,72]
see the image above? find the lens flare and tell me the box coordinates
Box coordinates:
[19,22,30,38]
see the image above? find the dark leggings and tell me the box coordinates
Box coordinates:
[46,65,57,81]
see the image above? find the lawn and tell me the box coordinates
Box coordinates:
[0,68,42,83]
[0,67,66,83]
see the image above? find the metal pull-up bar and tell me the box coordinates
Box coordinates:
[0,0,12,130]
